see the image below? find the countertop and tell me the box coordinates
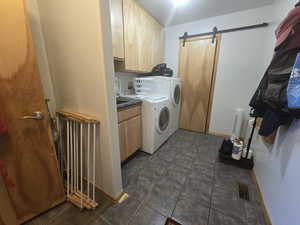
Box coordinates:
[117,97,142,110]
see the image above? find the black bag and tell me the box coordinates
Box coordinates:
[152,63,173,77]
[219,139,233,156]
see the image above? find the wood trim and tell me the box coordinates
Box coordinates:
[208,131,230,139]
[57,110,100,123]
[95,185,125,204]
[81,177,123,204]
[252,171,273,225]
[206,34,221,132]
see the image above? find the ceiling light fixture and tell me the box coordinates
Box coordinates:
[173,0,189,7]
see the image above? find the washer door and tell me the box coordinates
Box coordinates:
[172,84,181,106]
[156,106,170,134]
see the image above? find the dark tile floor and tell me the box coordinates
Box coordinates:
[24,130,266,225]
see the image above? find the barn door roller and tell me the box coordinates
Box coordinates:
[180,22,269,46]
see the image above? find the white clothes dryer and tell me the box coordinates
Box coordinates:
[140,96,171,154]
[169,77,181,135]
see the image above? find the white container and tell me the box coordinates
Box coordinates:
[247,149,253,159]
[242,148,248,158]
[232,139,243,160]
[230,109,245,141]
[242,148,253,159]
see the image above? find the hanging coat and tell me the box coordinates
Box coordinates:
[250,6,300,137]
[250,48,300,116]
[250,5,300,116]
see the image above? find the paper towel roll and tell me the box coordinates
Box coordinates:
[230,109,244,141]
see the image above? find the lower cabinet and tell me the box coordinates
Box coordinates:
[118,106,142,162]
[118,122,128,162]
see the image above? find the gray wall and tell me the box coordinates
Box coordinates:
[253,1,300,225]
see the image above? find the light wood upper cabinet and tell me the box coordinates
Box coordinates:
[113,0,164,73]
[111,0,125,59]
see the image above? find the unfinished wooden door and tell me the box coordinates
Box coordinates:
[179,36,220,133]
[0,0,65,224]
[0,176,18,225]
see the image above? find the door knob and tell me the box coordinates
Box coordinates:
[22,111,44,120]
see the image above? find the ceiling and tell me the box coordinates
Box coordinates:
[137,0,275,26]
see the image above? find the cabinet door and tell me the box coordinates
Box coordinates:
[126,116,141,156]
[118,122,127,162]
[123,0,164,73]
[111,0,124,59]
[118,115,141,162]
[123,0,141,71]
[152,19,164,66]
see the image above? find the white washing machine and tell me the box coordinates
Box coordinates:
[140,96,171,154]
[134,76,181,136]
[169,78,181,135]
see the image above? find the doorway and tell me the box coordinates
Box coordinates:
[179,35,220,133]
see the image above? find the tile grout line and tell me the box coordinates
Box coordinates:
[169,157,193,219]
[125,197,145,225]
[169,173,189,220]
[100,215,114,225]
[169,142,203,221]
[206,137,219,225]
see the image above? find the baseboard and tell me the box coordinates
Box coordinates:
[251,171,273,225]
[82,177,124,204]
[208,131,230,139]
[95,185,125,204]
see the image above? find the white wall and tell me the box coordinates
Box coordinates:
[35,0,123,198]
[164,5,277,136]
[25,0,57,116]
[253,1,300,225]
[253,121,300,225]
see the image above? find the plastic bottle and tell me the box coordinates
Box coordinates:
[232,139,243,160]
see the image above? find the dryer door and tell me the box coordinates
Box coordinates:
[156,106,170,134]
[172,84,181,106]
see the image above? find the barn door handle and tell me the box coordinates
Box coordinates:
[22,111,44,120]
